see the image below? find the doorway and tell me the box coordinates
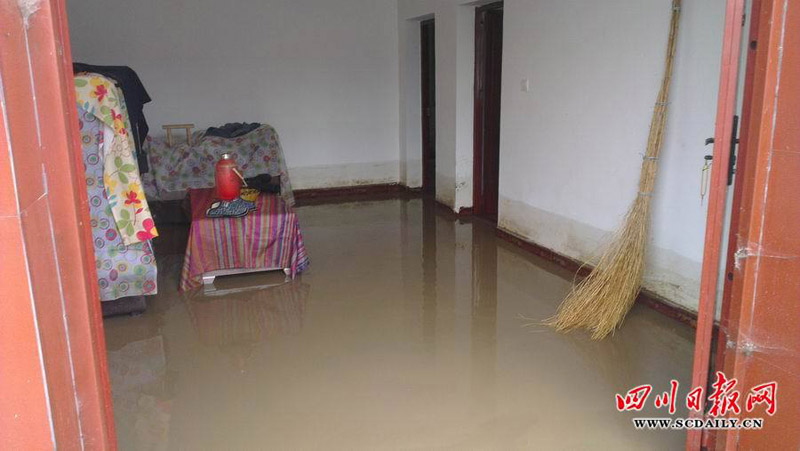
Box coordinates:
[421,19,436,196]
[473,2,503,221]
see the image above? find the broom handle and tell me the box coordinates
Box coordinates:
[639,0,683,194]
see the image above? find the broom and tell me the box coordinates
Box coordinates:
[545,0,682,340]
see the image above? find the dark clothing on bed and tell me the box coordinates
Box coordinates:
[73,63,152,173]
[205,122,261,139]
[244,173,281,194]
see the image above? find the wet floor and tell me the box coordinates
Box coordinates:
[104,197,695,450]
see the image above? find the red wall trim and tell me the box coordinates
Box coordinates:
[0,0,116,448]
[495,228,702,329]
[718,0,800,448]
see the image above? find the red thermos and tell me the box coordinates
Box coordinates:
[215,153,243,201]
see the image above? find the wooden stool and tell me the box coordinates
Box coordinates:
[162,123,194,147]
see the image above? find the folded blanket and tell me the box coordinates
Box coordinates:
[75,74,158,245]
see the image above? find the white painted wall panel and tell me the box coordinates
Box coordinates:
[67,0,401,189]
[498,0,725,310]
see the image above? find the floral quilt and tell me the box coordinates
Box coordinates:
[75,74,158,245]
[79,107,157,301]
[145,125,295,206]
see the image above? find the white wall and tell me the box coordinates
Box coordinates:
[398,0,476,209]
[497,0,725,310]
[397,0,726,311]
[398,16,424,188]
[67,0,400,190]
[69,0,726,311]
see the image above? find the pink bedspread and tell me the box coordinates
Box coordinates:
[180,188,309,291]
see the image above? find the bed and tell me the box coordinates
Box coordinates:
[75,74,159,311]
[142,125,295,206]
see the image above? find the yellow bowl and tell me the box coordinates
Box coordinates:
[240,188,260,202]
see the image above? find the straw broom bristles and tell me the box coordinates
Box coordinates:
[545,0,682,340]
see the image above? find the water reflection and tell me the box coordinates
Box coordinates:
[184,280,310,347]
[106,329,171,449]
[107,268,310,449]
[471,221,498,411]
[421,199,438,352]
[183,277,310,370]
[102,197,694,449]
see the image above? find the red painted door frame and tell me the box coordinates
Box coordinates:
[713,0,763,400]
[691,0,800,449]
[708,0,763,448]
[0,0,116,448]
[686,0,746,443]
[716,0,800,448]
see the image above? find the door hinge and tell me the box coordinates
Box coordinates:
[702,115,740,186]
[728,115,739,186]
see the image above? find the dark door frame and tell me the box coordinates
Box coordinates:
[473,1,503,221]
[421,19,437,195]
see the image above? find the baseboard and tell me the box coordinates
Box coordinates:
[495,227,701,329]
[294,183,419,205]
[430,200,475,219]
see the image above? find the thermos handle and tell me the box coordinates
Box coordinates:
[232,167,248,187]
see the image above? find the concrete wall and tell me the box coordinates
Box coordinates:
[399,0,477,209]
[398,0,726,311]
[67,0,401,190]
[497,0,725,310]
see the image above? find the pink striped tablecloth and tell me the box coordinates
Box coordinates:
[180,188,309,291]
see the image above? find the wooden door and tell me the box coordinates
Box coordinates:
[714,0,800,448]
[421,19,436,195]
[0,0,116,448]
[473,2,503,221]
[690,0,800,448]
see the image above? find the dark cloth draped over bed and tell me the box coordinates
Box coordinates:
[205,122,261,139]
[73,63,152,173]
